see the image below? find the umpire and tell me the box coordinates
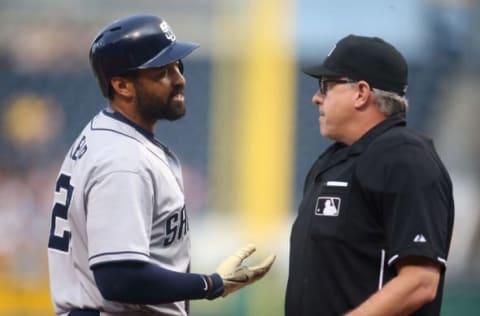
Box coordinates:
[285,35,454,316]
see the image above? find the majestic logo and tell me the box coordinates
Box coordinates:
[413,234,427,243]
[70,135,87,161]
[315,196,341,216]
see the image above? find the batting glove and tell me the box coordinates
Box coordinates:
[209,244,276,298]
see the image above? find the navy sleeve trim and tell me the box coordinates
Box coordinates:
[88,251,149,261]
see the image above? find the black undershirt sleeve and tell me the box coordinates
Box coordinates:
[92,261,223,304]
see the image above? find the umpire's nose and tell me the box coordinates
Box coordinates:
[312,90,325,106]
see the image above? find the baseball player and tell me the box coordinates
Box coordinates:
[47,14,275,316]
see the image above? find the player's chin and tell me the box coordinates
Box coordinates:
[165,104,186,121]
[172,99,185,108]
[174,101,186,115]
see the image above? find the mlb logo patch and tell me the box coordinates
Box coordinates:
[315,196,341,216]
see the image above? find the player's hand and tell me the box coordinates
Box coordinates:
[216,244,276,297]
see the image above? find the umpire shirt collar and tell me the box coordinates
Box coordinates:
[348,113,406,156]
[315,114,406,176]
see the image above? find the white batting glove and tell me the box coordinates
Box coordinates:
[215,244,276,297]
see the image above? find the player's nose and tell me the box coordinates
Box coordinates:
[172,64,186,86]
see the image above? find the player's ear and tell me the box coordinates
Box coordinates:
[110,76,135,98]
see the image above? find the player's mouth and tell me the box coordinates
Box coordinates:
[172,93,184,102]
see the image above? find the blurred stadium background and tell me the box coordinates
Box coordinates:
[0,0,479,315]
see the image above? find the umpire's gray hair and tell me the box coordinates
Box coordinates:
[372,88,409,116]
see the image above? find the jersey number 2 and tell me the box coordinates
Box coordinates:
[48,173,73,252]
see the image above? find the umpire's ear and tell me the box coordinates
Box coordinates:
[353,80,373,111]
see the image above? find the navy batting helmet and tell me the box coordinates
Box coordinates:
[89,14,199,97]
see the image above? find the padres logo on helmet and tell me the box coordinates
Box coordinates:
[89,14,199,97]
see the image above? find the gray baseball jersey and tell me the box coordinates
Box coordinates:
[48,108,190,316]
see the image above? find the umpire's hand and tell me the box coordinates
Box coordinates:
[215,244,276,297]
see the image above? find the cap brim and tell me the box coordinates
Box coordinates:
[302,64,344,79]
[142,41,200,68]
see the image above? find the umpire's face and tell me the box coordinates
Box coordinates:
[132,61,187,122]
[312,76,360,144]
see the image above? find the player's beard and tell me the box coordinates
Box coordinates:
[135,85,186,122]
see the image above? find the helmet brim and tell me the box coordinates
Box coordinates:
[141,41,200,69]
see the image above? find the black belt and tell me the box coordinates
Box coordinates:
[68,310,100,316]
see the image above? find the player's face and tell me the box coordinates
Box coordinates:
[133,62,187,121]
[312,77,358,143]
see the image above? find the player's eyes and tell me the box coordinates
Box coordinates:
[153,68,168,80]
[150,63,181,81]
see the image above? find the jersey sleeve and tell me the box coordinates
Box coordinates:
[360,143,453,269]
[86,170,153,267]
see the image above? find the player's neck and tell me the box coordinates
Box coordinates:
[110,101,156,134]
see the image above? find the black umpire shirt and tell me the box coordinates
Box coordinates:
[285,115,454,316]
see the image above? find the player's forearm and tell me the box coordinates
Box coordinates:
[344,264,440,316]
[92,261,223,304]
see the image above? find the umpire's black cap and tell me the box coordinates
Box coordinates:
[303,35,408,96]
